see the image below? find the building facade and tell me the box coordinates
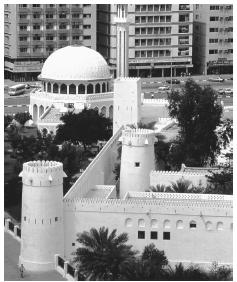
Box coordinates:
[193,4,233,75]
[4,4,96,81]
[97,4,193,77]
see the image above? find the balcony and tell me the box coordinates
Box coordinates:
[71,6,83,13]
[71,29,83,34]
[18,18,30,24]
[18,40,30,46]
[31,18,43,24]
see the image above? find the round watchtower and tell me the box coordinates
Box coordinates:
[119,129,156,198]
[19,160,67,271]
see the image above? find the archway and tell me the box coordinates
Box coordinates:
[69,84,76,94]
[109,105,113,119]
[94,106,99,113]
[39,105,44,118]
[53,83,58,93]
[78,84,85,94]
[107,82,109,92]
[33,104,38,123]
[101,106,106,117]
[43,82,46,91]
[47,82,51,92]
[102,82,106,92]
[60,84,67,94]
[87,84,93,94]
[95,83,100,93]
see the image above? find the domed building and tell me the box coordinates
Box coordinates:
[29,46,114,133]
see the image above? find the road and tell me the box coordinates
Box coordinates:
[4,76,233,115]
[4,231,66,281]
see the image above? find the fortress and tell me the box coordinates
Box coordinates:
[18,4,232,273]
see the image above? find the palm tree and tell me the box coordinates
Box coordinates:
[170,178,192,193]
[147,184,172,193]
[72,227,137,280]
[165,263,209,281]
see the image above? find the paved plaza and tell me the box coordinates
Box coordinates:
[4,231,66,281]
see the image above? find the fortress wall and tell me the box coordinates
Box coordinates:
[150,171,209,188]
[64,127,123,200]
[63,195,233,265]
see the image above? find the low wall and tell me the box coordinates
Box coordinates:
[4,218,21,242]
[54,254,77,281]
[150,170,209,188]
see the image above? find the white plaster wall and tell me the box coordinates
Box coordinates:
[20,166,64,271]
[113,78,141,133]
[63,198,232,265]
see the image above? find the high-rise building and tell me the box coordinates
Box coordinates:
[193,4,233,75]
[4,4,97,81]
[97,4,193,78]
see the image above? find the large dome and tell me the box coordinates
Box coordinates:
[40,46,111,81]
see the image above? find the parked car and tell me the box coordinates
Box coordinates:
[158,86,170,91]
[224,88,233,95]
[207,77,224,82]
[217,88,225,95]
[25,84,31,89]
[166,79,180,84]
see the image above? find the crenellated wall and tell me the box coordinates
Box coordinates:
[150,170,209,188]
[63,194,233,266]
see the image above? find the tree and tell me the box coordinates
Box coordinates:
[121,244,168,281]
[4,115,13,129]
[169,179,192,193]
[165,263,209,281]
[14,112,32,126]
[147,184,171,193]
[205,167,233,195]
[167,79,223,167]
[56,109,112,150]
[208,262,233,281]
[72,227,137,280]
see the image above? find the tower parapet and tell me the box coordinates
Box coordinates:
[121,128,156,147]
[19,160,66,271]
[119,128,156,198]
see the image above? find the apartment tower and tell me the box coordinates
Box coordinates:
[4,4,96,81]
[97,4,193,78]
[193,4,233,75]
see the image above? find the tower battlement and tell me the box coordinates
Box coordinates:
[122,129,156,147]
[20,160,67,186]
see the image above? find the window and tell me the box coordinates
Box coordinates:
[210,5,219,10]
[83,25,91,29]
[166,16,171,22]
[179,4,190,10]
[24,216,26,221]
[83,14,91,18]
[83,4,91,7]
[150,231,158,239]
[59,23,67,29]
[135,51,140,58]
[166,5,171,11]
[135,162,140,167]
[59,13,67,18]
[135,5,140,12]
[72,35,80,40]
[210,28,218,32]
[147,51,152,57]
[19,36,27,41]
[209,49,218,54]
[210,17,219,21]
[138,231,145,239]
[72,243,75,246]
[209,38,218,43]
[147,27,153,34]
[179,25,189,33]
[163,232,170,240]
[33,13,40,19]
[72,22,80,28]
[166,27,171,34]
[19,4,27,8]
[33,35,41,40]
[59,4,66,7]
[46,35,54,40]
[19,14,27,19]
[147,39,152,46]
[84,35,91,40]
[148,5,153,11]
[59,35,67,40]
[33,24,40,30]
[55,217,58,222]
[46,13,53,19]
[190,221,196,229]
[20,25,27,30]
[19,47,28,53]
[72,13,80,18]
[32,4,40,8]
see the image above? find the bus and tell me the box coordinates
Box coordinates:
[8,84,26,96]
